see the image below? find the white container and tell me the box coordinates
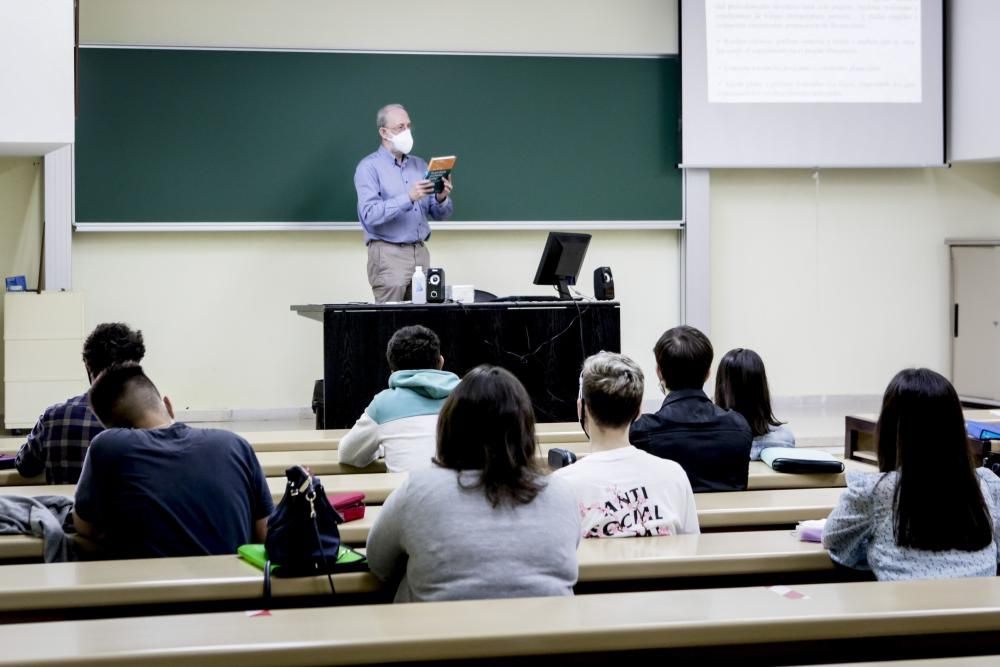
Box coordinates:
[411,266,427,304]
[451,285,476,304]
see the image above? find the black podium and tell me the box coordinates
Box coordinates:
[291,301,621,429]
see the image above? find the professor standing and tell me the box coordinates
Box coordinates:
[354,103,454,303]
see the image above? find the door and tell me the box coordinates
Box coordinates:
[952,246,1000,401]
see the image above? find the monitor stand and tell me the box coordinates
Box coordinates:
[555,278,573,300]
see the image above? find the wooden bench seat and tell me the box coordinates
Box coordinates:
[0,530,832,615]
[2,577,999,665]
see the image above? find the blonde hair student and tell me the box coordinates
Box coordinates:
[555,352,698,538]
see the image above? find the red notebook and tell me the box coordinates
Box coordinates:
[328,492,365,523]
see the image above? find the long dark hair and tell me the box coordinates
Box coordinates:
[435,365,544,507]
[876,368,991,551]
[714,348,782,438]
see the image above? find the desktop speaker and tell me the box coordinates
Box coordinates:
[594,266,614,300]
[427,268,446,303]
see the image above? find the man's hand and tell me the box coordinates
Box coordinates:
[436,175,453,203]
[409,180,435,202]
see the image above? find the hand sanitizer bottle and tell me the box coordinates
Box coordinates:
[411,266,427,304]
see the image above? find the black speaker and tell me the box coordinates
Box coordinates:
[426,268,445,303]
[594,266,614,300]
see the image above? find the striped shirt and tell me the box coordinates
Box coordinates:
[15,394,103,484]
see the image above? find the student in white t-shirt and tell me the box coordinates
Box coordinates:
[554,352,699,538]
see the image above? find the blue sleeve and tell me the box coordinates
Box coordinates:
[14,413,48,478]
[822,473,876,571]
[355,160,412,229]
[73,433,110,525]
[427,193,453,221]
[241,438,274,520]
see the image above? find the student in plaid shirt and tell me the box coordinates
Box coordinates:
[15,323,145,484]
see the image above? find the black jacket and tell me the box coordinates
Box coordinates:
[630,389,753,492]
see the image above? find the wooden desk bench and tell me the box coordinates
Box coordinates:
[0,530,833,618]
[241,422,586,452]
[0,467,857,510]
[2,577,1000,665]
[0,486,845,560]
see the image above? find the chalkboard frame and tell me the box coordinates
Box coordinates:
[74,46,684,231]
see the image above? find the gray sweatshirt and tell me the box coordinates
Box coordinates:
[366,466,581,602]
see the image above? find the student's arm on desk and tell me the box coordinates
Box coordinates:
[14,419,47,479]
[246,437,275,542]
[71,512,106,556]
[976,468,1000,565]
[821,474,874,570]
[72,438,108,554]
[253,518,268,544]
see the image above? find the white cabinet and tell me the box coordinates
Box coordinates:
[0,0,75,156]
[3,292,87,430]
[951,244,1000,401]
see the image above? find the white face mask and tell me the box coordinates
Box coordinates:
[388,128,414,155]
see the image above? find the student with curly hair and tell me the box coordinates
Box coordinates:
[15,322,146,483]
[339,325,459,472]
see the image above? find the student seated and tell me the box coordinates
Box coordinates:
[714,348,795,461]
[339,325,459,472]
[555,352,699,538]
[629,326,752,492]
[16,323,146,484]
[366,365,580,602]
[823,368,1000,580]
[73,363,273,559]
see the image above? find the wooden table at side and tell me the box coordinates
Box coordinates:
[844,409,1000,463]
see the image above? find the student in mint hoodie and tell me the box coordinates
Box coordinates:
[339,325,459,472]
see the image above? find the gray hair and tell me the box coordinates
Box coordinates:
[376,103,407,130]
[580,352,645,428]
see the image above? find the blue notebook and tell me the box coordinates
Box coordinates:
[966,420,1000,440]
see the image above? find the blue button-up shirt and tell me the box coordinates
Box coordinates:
[354,146,454,244]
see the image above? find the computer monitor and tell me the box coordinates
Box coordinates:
[533,232,592,300]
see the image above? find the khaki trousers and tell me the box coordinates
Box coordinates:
[367,240,431,303]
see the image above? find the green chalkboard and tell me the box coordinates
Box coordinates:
[76,48,681,224]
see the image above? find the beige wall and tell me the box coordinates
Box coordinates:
[73,231,678,410]
[79,0,679,55]
[0,158,44,412]
[711,163,1000,397]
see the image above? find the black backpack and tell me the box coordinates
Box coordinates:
[265,466,344,594]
